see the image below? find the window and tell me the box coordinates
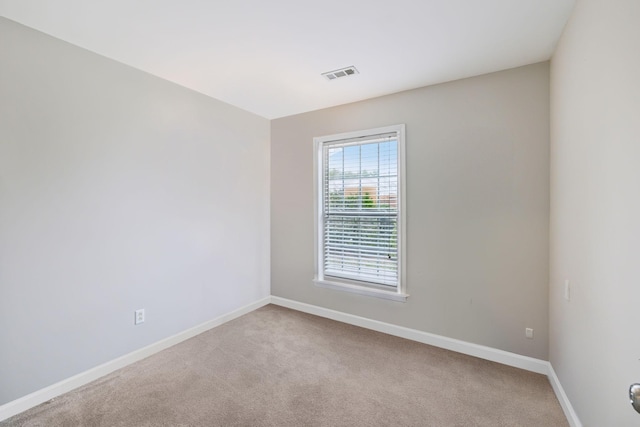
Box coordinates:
[313,124,407,302]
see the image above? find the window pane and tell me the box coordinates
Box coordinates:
[321,135,399,288]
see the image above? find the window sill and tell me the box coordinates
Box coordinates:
[313,279,408,302]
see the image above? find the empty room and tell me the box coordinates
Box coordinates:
[0,0,638,426]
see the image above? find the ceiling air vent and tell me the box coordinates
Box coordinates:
[322,66,359,81]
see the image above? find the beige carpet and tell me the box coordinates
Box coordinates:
[1,305,568,426]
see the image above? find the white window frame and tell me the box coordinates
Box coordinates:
[313,124,407,302]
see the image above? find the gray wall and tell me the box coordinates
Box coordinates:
[0,18,270,404]
[271,63,550,360]
[549,0,640,424]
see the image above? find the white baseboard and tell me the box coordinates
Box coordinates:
[0,296,271,423]
[271,296,582,426]
[271,296,549,374]
[548,364,583,427]
[1,295,580,427]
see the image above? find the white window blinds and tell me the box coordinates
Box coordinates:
[321,131,399,287]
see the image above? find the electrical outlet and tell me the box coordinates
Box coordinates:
[135,309,145,325]
[525,328,534,339]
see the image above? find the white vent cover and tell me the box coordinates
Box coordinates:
[322,66,359,81]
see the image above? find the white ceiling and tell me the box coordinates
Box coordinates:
[0,0,575,119]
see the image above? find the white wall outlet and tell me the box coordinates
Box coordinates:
[564,279,570,301]
[135,308,145,325]
[525,328,534,339]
